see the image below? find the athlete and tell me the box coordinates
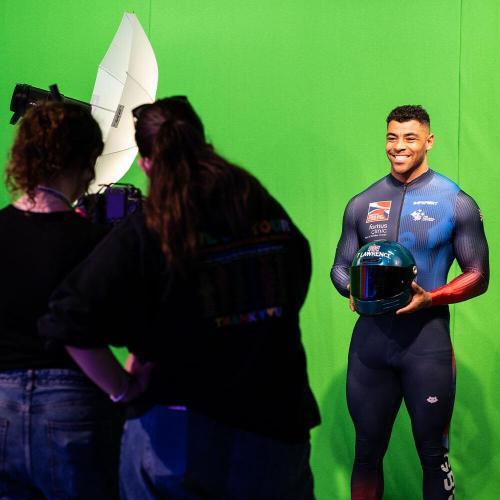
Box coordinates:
[330,105,489,499]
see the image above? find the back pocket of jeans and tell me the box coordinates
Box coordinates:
[47,419,119,499]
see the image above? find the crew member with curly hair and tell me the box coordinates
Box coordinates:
[0,103,121,499]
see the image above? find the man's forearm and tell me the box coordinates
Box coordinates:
[330,264,350,298]
[429,269,488,306]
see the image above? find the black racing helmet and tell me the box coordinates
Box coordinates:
[350,240,417,315]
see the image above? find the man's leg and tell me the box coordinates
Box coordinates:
[402,322,455,500]
[347,351,403,500]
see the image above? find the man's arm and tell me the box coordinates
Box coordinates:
[398,191,489,314]
[429,191,489,305]
[331,199,359,298]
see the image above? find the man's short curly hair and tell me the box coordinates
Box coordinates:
[386,105,430,127]
[6,102,103,198]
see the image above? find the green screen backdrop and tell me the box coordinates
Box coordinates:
[1,1,498,498]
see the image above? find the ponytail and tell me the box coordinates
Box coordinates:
[137,97,264,272]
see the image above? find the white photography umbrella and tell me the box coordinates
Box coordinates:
[89,12,158,193]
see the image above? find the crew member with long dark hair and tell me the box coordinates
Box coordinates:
[40,96,320,499]
[0,103,121,499]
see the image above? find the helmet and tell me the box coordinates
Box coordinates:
[349,240,417,315]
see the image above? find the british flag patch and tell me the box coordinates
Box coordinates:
[366,201,392,223]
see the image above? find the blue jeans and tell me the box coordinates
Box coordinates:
[0,369,121,499]
[120,406,314,499]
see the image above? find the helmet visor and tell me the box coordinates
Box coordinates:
[350,266,413,300]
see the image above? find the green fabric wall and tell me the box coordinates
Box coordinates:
[0,1,498,498]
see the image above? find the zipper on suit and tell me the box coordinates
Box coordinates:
[396,183,408,240]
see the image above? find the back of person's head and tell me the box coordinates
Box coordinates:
[6,102,103,198]
[134,96,205,160]
[134,96,265,271]
[386,105,430,127]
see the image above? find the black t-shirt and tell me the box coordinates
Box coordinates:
[0,205,109,370]
[39,192,321,441]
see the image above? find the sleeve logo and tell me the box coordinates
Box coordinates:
[366,200,392,223]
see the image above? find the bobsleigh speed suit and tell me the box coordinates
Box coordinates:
[331,169,489,500]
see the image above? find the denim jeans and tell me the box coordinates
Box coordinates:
[0,369,121,499]
[120,405,314,500]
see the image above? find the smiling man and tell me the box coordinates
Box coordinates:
[330,105,489,499]
[385,113,434,183]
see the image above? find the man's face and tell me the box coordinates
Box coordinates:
[385,120,434,182]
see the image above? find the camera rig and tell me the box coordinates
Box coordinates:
[77,183,143,225]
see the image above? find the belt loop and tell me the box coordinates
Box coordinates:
[25,369,34,392]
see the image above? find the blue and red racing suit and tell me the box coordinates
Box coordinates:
[331,169,489,500]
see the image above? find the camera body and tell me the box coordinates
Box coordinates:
[77,184,142,225]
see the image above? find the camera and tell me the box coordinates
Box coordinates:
[77,184,143,225]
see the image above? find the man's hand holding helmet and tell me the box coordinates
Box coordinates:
[395,281,432,314]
